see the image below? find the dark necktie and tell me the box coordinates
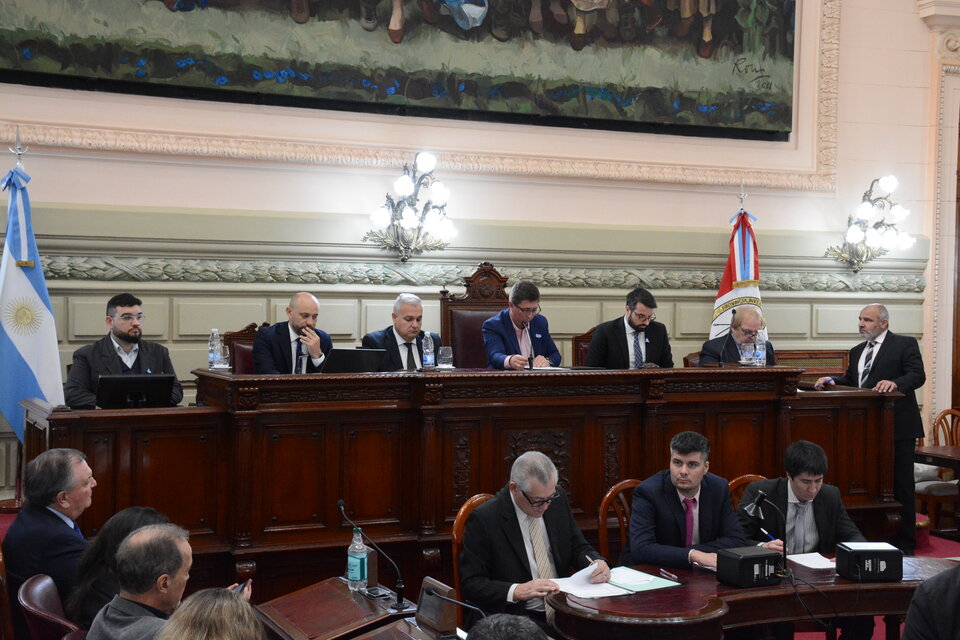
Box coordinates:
[860,341,876,387]
[792,501,808,554]
[633,330,643,369]
[404,342,416,370]
[73,521,84,540]
[683,497,696,547]
[294,339,303,374]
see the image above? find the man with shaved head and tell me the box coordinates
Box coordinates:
[253,292,333,374]
[815,303,925,554]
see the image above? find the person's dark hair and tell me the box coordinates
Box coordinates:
[625,287,657,311]
[65,507,169,627]
[106,293,142,317]
[24,448,87,506]
[669,431,710,461]
[785,440,828,478]
[116,523,189,595]
[467,613,548,640]
[509,281,540,306]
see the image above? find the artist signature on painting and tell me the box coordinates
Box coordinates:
[732,57,772,90]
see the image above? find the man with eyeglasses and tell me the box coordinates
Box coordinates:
[586,287,674,369]
[698,306,777,366]
[460,451,609,634]
[64,293,182,409]
[482,281,561,370]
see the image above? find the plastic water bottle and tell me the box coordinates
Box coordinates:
[421,332,436,370]
[207,329,221,369]
[346,527,369,591]
[754,328,768,366]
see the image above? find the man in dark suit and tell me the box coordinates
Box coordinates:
[361,293,440,371]
[629,431,746,569]
[64,293,182,409]
[253,292,333,374]
[586,287,673,368]
[482,281,561,370]
[902,563,960,640]
[737,440,873,639]
[459,451,609,631]
[814,303,925,553]
[3,448,96,640]
[699,306,777,366]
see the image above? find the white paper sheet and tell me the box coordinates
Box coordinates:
[552,564,633,598]
[788,552,836,569]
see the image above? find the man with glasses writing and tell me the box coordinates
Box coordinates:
[64,293,182,409]
[698,306,777,366]
[459,451,609,633]
[586,287,674,368]
[482,281,561,370]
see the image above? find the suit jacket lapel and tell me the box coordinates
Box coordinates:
[663,478,686,542]
[772,479,789,540]
[697,478,713,542]
[502,312,522,355]
[613,320,630,368]
[386,329,403,371]
[279,323,294,374]
[866,333,893,382]
[500,492,532,577]
[97,337,123,375]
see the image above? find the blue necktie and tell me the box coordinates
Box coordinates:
[295,339,304,374]
[633,330,643,369]
[73,521,84,540]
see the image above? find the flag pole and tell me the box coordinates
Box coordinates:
[8,125,28,170]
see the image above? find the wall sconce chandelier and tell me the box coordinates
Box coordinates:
[825,175,916,273]
[363,152,457,262]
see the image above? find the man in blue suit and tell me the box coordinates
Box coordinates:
[482,281,561,370]
[629,431,745,569]
[3,448,97,640]
[253,292,333,374]
[362,293,440,371]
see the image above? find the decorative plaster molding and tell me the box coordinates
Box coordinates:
[938,31,960,59]
[0,0,839,191]
[42,255,925,293]
[918,0,960,30]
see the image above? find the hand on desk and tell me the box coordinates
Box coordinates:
[813,376,835,390]
[762,539,785,553]
[873,379,898,393]
[689,550,718,568]
[515,578,559,601]
[588,560,611,583]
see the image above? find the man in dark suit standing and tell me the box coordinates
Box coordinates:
[815,303,925,554]
[586,287,673,368]
[253,292,333,374]
[699,306,776,366]
[459,451,609,631]
[737,440,873,639]
[3,448,97,640]
[629,431,746,569]
[361,293,440,371]
[63,293,182,409]
[482,281,561,370]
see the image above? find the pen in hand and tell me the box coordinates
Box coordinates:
[760,527,776,542]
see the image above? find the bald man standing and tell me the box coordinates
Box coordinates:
[253,292,333,374]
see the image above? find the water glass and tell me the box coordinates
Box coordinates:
[438,346,454,369]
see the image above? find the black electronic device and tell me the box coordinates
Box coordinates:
[95,373,176,409]
[836,542,903,582]
[717,545,783,588]
[320,348,385,373]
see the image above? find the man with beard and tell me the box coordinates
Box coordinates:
[253,291,333,374]
[64,293,182,409]
[586,287,673,369]
[815,303,925,554]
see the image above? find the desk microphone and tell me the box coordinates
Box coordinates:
[743,490,789,576]
[337,499,406,612]
[424,588,486,619]
[719,308,735,367]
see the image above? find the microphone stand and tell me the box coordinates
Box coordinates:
[718,308,736,367]
[745,490,790,579]
[424,587,487,620]
[338,499,408,612]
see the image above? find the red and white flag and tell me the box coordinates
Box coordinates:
[709,210,763,339]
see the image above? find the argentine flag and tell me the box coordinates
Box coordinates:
[0,167,63,441]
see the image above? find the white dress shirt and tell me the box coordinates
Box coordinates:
[110,335,139,369]
[393,327,420,369]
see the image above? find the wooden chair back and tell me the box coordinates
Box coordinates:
[439,262,509,368]
[683,351,701,367]
[572,327,595,367]
[931,408,960,446]
[17,575,81,640]
[597,479,641,561]
[728,474,766,509]
[775,349,849,382]
[451,493,493,625]
[223,322,269,374]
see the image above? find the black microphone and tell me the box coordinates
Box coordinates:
[424,588,486,620]
[338,499,406,612]
[743,490,789,577]
[719,308,736,366]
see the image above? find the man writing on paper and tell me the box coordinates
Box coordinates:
[482,281,561,370]
[459,451,609,633]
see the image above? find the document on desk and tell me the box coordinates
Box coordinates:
[788,553,836,569]
[609,566,681,592]
[552,565,633,598]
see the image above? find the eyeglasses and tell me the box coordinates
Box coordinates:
[114,313,145,322]
[520,488,559,508]
[737,327,758,338]
[515,305,541,316]
[631,310,656,323]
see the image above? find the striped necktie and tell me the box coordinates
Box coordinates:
[528,517,556,622]
[633,330,643,369]
[792,501,808,554]
[860,341,876,387]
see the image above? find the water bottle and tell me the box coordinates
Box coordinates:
[421,332,436,370]
[346,527,369,591]
[207,328,222,369]
[754,328,768,366]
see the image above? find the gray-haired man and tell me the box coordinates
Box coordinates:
[361,293,441,371]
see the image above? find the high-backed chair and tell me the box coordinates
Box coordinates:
[727,474,766,509]
[223,322,269,374]
[17,575,81,640]
[451,493,493,626]
[571,327,595,367]
[774,349,849,383]
[597,479,640,562]
[439,262,509,369]
[683,351,701,367]
[0,547,16,640]
[916,408,960,529]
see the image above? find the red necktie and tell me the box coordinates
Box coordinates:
[684,497,696,547]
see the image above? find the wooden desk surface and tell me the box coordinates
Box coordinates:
[915,445,960,470]
[549,558,956,640]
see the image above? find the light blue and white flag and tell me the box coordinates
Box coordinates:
[0,167,63,441]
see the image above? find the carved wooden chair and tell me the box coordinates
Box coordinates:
[597,479,641,562]
[451,493,493,626]
[223,322,270,374]
[439,262,509,369]
[682,351,701,367]
[728,474,767,509]
[571,327,595,367]
[774,349,849,383]
[916,408,960,529]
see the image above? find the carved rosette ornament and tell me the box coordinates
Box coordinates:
[505,430,571,491]
[423,384,443,404]
[938,31,960,59]
[236,387,260,411]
